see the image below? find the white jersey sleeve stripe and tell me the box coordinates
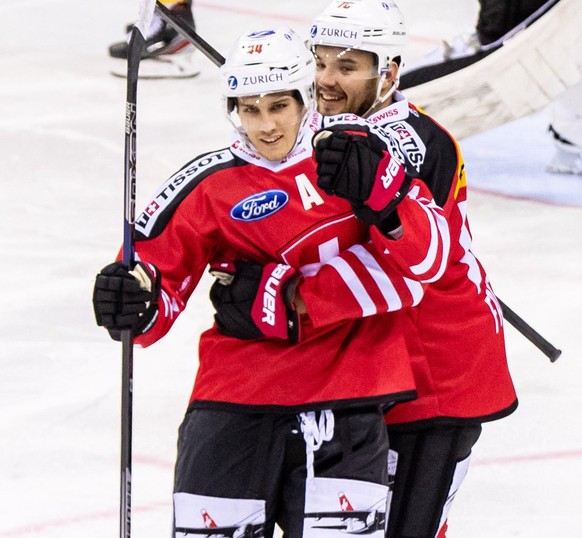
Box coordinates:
[431,210,451,282]
[407,192,451,284]
[419,207,450,284]
[409,197,439,276]
[403,277,424,306]
[326,256,377,317]
[348,244,403,311]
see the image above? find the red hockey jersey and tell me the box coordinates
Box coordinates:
[298,95,518,425]
[130,112,418,412]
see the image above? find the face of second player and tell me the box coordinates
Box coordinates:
[313,45,380,117]
[237,92,305,162]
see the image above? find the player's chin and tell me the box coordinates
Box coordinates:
[258,139,291,161]
[317,96,346,116]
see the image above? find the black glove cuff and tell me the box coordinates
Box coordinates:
[282,275,301,344]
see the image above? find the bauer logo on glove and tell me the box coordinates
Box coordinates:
[209,260,301,343]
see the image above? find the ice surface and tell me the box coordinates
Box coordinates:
[1,1,580,537]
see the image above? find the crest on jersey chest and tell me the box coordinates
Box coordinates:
[385,121,426,172]
[230,189,289,222]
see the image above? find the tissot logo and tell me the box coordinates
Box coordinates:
[231,190,289,222]
[228,76,238,90]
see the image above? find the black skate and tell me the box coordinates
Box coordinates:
[109,3,200,80]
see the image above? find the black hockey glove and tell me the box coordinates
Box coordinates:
[209,261,300,343]
[92,261,161,341]
[313,123,412,232]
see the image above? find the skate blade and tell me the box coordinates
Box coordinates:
[110,51,201,80]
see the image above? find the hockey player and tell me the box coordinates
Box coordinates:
[92,26,429,538]
[108,0,199,79]
[403,0,550,75]
[476,0,550,45]
[208,1,518,536]
[474,0,582,174]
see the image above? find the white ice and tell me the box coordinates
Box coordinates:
[1,1,580,537]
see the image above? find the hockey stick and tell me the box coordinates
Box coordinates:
[497,298,562,362]
[155,6,563,363]
[154,1,225,67]
[120,2,156,538]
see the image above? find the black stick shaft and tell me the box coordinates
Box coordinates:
[120,0,155,532]
[120,26,143,538]
[155,1,225,66]
[498,298,562,362]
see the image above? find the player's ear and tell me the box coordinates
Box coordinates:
[382,61,399,90]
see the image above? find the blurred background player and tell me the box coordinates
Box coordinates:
[406,0,581,174]
[414,0,549,66]
[108,0,199,79]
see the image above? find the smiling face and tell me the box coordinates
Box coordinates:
[313,45,396,117]
[236,92,306,162]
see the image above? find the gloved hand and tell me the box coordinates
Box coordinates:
[92,261,161,341]
[313,123,411,230]
[209,261,300,343]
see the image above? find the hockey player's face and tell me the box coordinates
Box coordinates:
[314,46,380,117]
[237,93,305,162]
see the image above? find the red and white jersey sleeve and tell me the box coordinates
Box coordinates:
[299,179,450,327]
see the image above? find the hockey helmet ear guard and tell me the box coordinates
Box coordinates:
[309,0,408,74]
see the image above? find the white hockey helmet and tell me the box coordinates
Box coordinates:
[220,27,315,109]
[309,0,408,73]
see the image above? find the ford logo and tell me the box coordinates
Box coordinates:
[230,190,289,222]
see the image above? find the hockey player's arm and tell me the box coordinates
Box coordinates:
[209,261,301,343]
[130,217,214,348]
[93,190,216,347]
[208,183,450,335]
[299,180,450,327]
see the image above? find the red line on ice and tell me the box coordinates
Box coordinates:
[0,503,168,537]
[6,451,580,535]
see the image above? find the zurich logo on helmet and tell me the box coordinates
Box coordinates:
[382,2,390,9]
[231,190,289,222]
[310,25,318,38]
[248,30,276,38]
[228,76,238,90]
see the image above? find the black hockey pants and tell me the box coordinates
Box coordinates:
[173,406,391,538]
[386,424,482,538]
